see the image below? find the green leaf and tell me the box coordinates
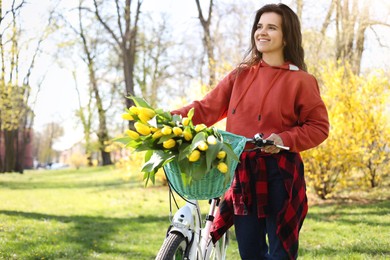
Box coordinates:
[222,143,239,162]
[135,139,159,152]
[190,156,208,180]
[144,150,154,162]
[157,134,176,144]
[130,96,152,109]
[205,141,223,171]
[178,143,191,161]
[177,132,206,161]
[190,132,207,149]
[112,136,132,145]
[143,170,157,186]
[141,150,173,173]
[157,110,173,121]
[178,156,207,181]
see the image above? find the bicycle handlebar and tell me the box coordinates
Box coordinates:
[246,133,290,151]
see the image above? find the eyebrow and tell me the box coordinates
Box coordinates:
[257,23,279,28]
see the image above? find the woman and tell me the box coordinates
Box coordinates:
[172,3,329,259]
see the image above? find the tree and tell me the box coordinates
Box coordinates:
[0,0,51,173]
[76,1,112,165]
[136,13,174,108]
[72,70,93,166]
[93,0,143,116]
[306,0,390,74]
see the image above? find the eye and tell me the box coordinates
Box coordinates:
[256,24,262,29]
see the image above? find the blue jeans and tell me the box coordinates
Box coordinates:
[234,157,289,260]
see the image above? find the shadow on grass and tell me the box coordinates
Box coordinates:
[0,210,168,259]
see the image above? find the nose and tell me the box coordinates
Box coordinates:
[257,27,267,36]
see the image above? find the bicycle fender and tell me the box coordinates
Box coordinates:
[170,205,195,240]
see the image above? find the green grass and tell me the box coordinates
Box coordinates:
[0,167,389,259]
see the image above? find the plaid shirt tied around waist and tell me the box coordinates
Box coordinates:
[210,151,308,260]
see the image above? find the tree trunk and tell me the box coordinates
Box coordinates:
[93,0,142,129]
[3,130,16,173]
[79,3,112,166]
[195,0,216,88]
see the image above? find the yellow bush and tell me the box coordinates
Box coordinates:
[303,62,390,199]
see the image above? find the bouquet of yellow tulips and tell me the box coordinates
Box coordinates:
[116,96,245,198]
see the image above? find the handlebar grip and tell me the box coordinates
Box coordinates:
[246,136,290,150]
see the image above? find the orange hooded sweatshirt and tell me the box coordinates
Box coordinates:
[172,60,329,152]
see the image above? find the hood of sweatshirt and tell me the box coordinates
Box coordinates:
[230,60,300,118]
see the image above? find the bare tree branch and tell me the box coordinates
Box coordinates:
[93,0,121,46]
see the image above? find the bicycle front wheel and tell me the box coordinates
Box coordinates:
[155,232,188,260]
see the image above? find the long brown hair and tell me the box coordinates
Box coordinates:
[241,3,307,71]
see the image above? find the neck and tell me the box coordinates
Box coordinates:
[262,54,285,67]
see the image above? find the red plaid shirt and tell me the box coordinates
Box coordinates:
[210,151,308,260]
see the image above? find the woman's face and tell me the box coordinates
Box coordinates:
[254,12,284,61]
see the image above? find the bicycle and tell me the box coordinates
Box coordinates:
[155,132,289,260]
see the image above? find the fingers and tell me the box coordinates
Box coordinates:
[261,133,283,154]
[262,145,280,154]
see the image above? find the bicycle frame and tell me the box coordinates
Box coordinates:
[166,198,225,259]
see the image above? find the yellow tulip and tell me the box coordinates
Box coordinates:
[125,129,140,140]
[129,106,139,115]
[163,139,176,149]
[172,127,183,136]
[197,141,208,151]
[121,113,134,121]
[161,126,172,135]
[138,113,151,123]
[152,129,163,139]
[195,124,207,132]
[182,117,190,126]
[217,162,228,173]
[138,107,156,123]
[139,107,156,118]
[188,150,201,162]
[217,151,226,159]
[134,122,151,135]
[183,131,193,141]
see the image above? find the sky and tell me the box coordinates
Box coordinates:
[10,0,390,151]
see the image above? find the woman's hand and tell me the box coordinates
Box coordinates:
[262,133,283,154]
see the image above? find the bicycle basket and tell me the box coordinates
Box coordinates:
[163,130,246,200]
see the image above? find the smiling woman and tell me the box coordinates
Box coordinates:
[171,3,329,259]
[254,12,285,66]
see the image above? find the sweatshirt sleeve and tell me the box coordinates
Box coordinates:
[278,75,329,152]
[171,70,236,126]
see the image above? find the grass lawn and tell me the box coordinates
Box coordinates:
[0,166,389,259]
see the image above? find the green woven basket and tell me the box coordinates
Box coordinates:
[163,130,246,200]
